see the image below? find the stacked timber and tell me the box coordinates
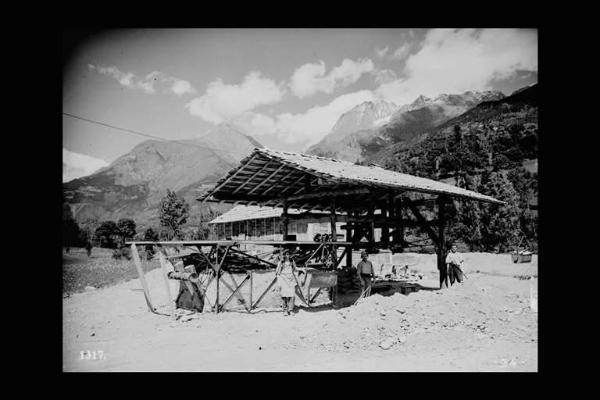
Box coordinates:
[179,251,273,273]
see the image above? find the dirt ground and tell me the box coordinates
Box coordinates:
[63,252,538,372]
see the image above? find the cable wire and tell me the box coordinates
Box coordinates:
[62,112,252,159]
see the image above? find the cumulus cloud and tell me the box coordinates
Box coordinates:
[63,149,109,182]
[89,64,195,96]
[235,90,375,145]
[376,28,538,106]
[185,71,285,124]
[375,45,389,58]
[372,68,398,85]
[171,79,195,96]
[392,43,412,60]
[290,58,374,98]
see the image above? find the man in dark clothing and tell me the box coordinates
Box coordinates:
[356,251,374,296]
[439,257,449,289]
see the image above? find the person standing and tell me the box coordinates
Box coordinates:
[85,241,93,257]
[446,244,465,286]
[356,251,374,296]
[275,250,298,316]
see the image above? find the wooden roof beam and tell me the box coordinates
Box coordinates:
[280,173,310,195]
[232,160,274,194]
[261,168,298,196]
[282,187,371,203]
[247,164,286,195]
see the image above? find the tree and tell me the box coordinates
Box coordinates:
[453,124,462,143]
[117,218,137,246]
[144,227,159,241]
[94,221,120,249]
[506,167,538,248]
[143,227,160,259]
[159,189,190,240]
[447,175,484,251]
[79,217,100,246]
[479,172,521,252]
[63,203,83,248]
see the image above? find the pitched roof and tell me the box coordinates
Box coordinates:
[208,205,291,224]
[198,148,503,209]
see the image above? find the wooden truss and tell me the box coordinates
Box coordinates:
[129,240,344,316]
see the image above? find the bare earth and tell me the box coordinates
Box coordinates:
[63,252,538,372]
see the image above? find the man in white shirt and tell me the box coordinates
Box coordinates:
[445,244,465,286]
[356,251,374,296]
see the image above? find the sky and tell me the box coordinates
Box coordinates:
[63,28,538,182]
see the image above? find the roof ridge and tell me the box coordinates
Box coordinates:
[259,146,373,166]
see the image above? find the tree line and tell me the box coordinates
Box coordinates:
[384,116,538,253]
[63,189,220,258]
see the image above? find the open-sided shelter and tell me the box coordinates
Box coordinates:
[198,148,503,272]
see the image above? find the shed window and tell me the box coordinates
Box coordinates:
[296,222,307,234]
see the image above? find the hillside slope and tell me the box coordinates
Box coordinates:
[63,123,261,228]
[375,84,538,180]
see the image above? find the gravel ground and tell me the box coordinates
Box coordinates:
[63,252,538,372]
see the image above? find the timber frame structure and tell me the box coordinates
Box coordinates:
[127,148,503,316]
[198,148,503,272]
[126,239,346,317]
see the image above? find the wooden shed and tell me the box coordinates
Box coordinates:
[208,205,349,242]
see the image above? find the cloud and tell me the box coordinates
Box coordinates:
[375,45,389,58]
[185,71,285,124]
[171,79,195,96]
[290,58,374,98]
[376,28,538,106]
[89,64,195,96]
[381,28,537,102]
[63,149,109,182]
[392,43,412,60]
[235,90,375,145]
[372,68,398,85]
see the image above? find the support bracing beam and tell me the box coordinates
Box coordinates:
[130,244,155,313]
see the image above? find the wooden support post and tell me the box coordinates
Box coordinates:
[346,244,352,268]
[215,245,220,314]
[282,201,289,240]
[249,271,253,312]
[382,197,389,246]
[130,244,155,313]
[368,206,375,244]
[397,197,405,247]
[330,199,337,242]
[158,251,176,318]
[330,198,338,270]
[437,196,447,289]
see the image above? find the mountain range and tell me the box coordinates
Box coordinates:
[63,84,537,231]
[63,123,261,229]
[306,90,505,162]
